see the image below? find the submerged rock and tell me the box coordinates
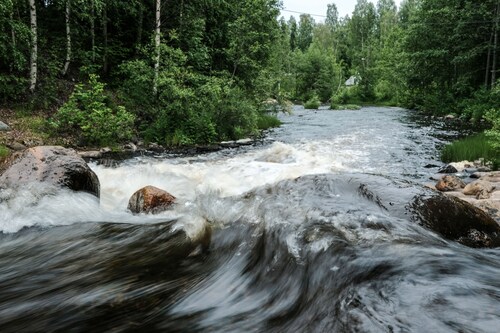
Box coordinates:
[435,175,465,191]
[437,164,458,174]
[412,194,500,248]
[0,146,100,197]
[128,185,176,214]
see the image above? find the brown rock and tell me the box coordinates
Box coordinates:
[7,142,27,151]
[478,171,500,183]
[128,185,176,214]
[0,146,100,197]
[463,180,496,199]
[435,175,466,192]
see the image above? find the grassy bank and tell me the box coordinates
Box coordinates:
[441,132,499,169]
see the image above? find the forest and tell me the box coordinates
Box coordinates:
[0,0,499,152]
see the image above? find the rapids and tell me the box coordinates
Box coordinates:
[0,106,499,332]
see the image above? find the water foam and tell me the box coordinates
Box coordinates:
[1,139,365,234]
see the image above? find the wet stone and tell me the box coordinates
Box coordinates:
[0,121,10,131]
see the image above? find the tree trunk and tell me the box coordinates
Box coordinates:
[10,8,16,49]
[153,0,161,96]
[62,0,71,76]
[485,29,493,88]
[180,0,184,30]
[136,2,143,54]
[29,0,37,93]
[91,0,95,62]
[492,0,500,86]
[103,1,108,74]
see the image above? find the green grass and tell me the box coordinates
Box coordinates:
[330,104,362,110]
[0,145,9,159]
[257,114,281,130]
[441,132,499,169]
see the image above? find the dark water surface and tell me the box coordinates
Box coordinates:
[0,107,499,332]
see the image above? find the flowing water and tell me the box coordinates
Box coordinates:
[0,106,499,332]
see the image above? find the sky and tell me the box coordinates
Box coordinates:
[280,0,402,22]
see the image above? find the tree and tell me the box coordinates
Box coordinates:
[297,14,314,52]
[288,16,297,51]
[61,0,71,76]
[153,0,160,96]
[29,0,36,93]
[326,3,339,32]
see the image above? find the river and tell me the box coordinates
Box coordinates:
[0,106,499,332]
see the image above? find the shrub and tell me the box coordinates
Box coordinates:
[460,86,500,122]
[331,104,361,110]
[485,107,500,150]
[331,87,349,105]
[257,114,281,130]
[304,94,321,109]
[53,74,135,146]
[374,79,394,102]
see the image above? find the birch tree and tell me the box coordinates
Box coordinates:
[29,0,37,92]
[62,0,71,76]
[153,0,160,96]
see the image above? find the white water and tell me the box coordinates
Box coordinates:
[0,107,443,234]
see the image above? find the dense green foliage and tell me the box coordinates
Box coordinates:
[272,0,499,165]
[304,95,321,109]
[0,0,499,151]
[1,0,283,146]
[52,74,135,145]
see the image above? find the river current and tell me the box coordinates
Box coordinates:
[0,106,499,332]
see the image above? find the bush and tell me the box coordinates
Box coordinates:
[460,86,500,123]
[52,74,135,146]
[304,94,321,109]
[331,87,349,105]
[331,104,361,110]
[485,107,500,150]
[257,114,281,130]
[374,79,394,102]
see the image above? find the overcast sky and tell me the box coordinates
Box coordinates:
[280,0,402,21]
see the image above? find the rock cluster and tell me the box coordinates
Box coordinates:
[433,163,500,223]
[0,145,212,255]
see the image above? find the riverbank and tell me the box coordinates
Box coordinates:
[428,161,500,223]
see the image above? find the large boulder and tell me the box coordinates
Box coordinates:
[0,146,100,197]
[128,185,176,214]
[412,194,500,248]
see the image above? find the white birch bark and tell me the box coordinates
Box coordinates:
[29,0,37,93]
[153,0,161,96]
[62,0,71,76]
